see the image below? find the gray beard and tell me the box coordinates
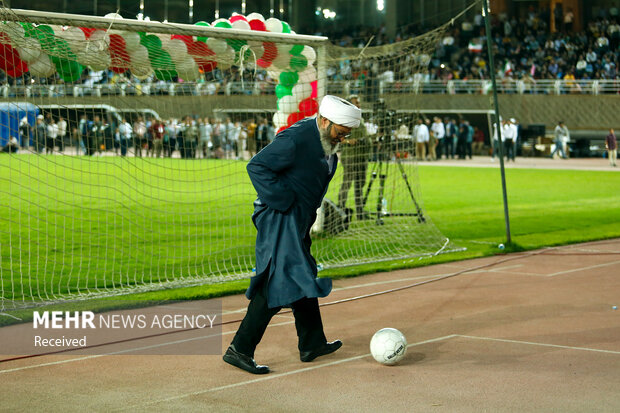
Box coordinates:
[319,127,339,156]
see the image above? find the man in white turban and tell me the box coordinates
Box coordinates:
[223,96,361,374]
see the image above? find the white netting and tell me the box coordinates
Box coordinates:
[0,6,459,310]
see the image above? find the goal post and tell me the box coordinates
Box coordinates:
[0,6,459,311]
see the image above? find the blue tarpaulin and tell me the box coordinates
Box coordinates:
[0,102,39,146]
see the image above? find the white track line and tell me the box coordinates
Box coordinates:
[456,335,620,355]
[546,259,620,277]
[115,334,458,411]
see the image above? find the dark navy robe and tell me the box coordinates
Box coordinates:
[246,117,338,308]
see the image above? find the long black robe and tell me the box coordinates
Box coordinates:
[246,117,337,308]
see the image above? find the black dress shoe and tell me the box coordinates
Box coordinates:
[300,340,342,362]
[223,346,270,374]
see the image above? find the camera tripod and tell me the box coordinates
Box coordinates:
[361,141,426,225]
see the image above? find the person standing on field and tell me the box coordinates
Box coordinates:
[223,95,361,375]
[606,128,617,167]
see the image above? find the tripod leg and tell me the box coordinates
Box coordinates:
[362,161,378,208]
[395,158,426,223]
[376,162,386,225]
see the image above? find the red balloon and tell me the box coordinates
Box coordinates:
[229,15,248,23]
[109,34,130,73]
[0,32,11,44]
[310,80,318,98]
[287,111,305,126]
[171,34,194,46]
[298,97,319,117]
[249,20,267,31]
[187,41,217,72]
[262,42,277,62]
[256,58,272,68]
[79,27,97,38]
[0,43,28,77]
[277,126,288,134]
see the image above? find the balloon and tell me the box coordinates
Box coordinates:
[277,125,288,134]
[279,71,298,88]
[216,46,235,70]
[187,41,217,72]
[281,21,291,34]
[34,25,57,54]
[0,44,27,77]
[206,38,227,55]
[213,19,232,29]
[298,97,319,117]
[121,31,141,52]
[298,66,317,83]
[289,54,308,71]
[15,37,41,63]
[231,19,251,31]
[129,44,149,67]
[230,14,248,23]
[261,42,277,61]
[291,82,313,103]
[246,13,265,22]
[104,12,123,20]
[1,22,25,40]
[265,18,283,33]
[227,38,247,52]
[311,80,318,98]
[300,46,316,66]
[165,38,189,62]
[56,59,82,82]
[109,34,130,73]
[287,111,305,126]
[195,21,210,42]
[290,44,304,55]
[247,41,265,59]
[277,95,297,114]
[28,52,56,77]
[79,49,111,71]
[59,26,87,54]
[176,56,199,81]
[171,34,193,45]
[275,84,292,99]
[248,19,267,31]
[256,58,272,68]
[271,52,291,69]
[273,111,287,129]
[141,34,162,51]
[79,27,97,38]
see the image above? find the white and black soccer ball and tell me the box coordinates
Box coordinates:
[370,328,407,365]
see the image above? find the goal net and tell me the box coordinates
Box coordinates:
[0,6,459,311]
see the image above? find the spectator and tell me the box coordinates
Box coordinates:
[606,128,617,167]
[18,116,31,149]
[550,120,569,159]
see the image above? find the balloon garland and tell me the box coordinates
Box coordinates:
[0,12,318,130]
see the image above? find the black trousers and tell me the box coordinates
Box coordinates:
[231,278,327,358]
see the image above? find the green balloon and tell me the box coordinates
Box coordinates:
[53,38,77,60]
[290,44,304,56]
[141,34,162,51]
[57,59,82,83]
[281,21,291,34]
[195,21,210,42]
[226,38,248,52]
[20,22,37,37]
[279,71,299,88]
[214,21,232,29]
[275,84,293,99]
[35,25,57,53]
[150,49,177,81]
[289,54,308,71]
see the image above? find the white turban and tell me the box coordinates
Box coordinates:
[319,95,362,128]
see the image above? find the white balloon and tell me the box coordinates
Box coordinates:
[291,82,313,103]
[176,56,199,81]
[231,20,251,31]
[28,53,56,77]
[278,95,297,115]
[131,62,153,79]
[248,43,264,60]
[273,111,287,129]
[15,37,41,63]
[275,42,290,57]
[50,25,64,37]
[246,12,265,22]
[211,18,232,27]
[216,47,235,70]
[300,46,316,66]
[104,13,123,20]
[87,30,110,52]
[121,31,141,52]
[129,45,149,67]
[271,52,291,70]
[156,33,172,50]
[59,27,87,53]
[265,17,283,33]
[206,38,228,55]
[298,65,317,83]
[83,51,111,71]
[165,38,188,63]
[1,22,25,40]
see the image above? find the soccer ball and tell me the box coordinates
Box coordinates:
[370,328,407,365]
